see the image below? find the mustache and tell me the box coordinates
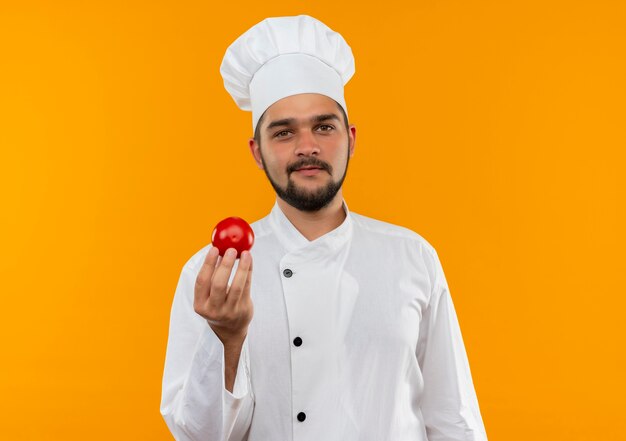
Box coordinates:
[287,158,332,175]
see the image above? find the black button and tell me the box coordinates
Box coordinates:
[283,268,293,278]
[297,412,306,422]
[293,337,302,347]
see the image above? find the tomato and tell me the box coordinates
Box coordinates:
[211,216,255,258]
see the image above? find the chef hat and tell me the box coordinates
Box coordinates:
[220,15,355,131]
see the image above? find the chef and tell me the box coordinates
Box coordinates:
[160,15,488,441]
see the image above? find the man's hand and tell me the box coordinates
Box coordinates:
[194,247,254,346]
[194,246,253,392]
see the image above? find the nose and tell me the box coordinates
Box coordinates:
[294,130,320,157]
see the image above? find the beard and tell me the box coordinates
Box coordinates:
[260,146,350,212]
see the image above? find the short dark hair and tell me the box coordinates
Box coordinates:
[253,100,349,147]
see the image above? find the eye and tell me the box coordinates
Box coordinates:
[316,124,335,132]
[273,130,292,139]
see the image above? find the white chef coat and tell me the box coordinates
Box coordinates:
[160,200,487,441]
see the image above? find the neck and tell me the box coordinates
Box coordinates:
[277,192,347,241]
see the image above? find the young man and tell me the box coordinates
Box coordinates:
[161,15,488,441]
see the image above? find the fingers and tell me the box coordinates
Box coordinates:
[226,250,253,305]
[196,245,254,315]
[194,246,220,307]
[208,248,239,306]
[194,245,254,338]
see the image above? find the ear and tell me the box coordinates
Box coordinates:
[248,138,264,169]
[348,124,357,158]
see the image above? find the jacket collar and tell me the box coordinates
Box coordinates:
[268,198,353,260]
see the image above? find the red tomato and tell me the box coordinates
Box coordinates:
[211,216,255,258]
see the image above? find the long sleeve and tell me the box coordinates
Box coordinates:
[160,252,254,441]
[416,249,488,441]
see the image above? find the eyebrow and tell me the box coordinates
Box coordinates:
[265,113,341,132]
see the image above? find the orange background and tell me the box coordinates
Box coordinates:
[1,1,624,439]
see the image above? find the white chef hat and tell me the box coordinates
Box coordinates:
[220,15,355,132]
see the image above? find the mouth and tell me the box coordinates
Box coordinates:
[294,166,324,176]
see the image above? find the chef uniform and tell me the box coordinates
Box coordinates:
[160,15,488,441]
